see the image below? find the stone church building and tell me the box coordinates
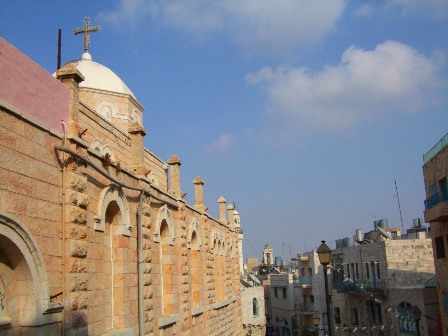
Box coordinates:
[0,35,243,336]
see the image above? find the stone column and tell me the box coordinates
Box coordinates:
[226,204,234,228]
[193,176,206,212]
[56,63,84,134]
[218,196,227,224]
[128,123,147,176]
[167,155,182,198]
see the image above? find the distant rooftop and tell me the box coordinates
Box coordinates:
[424,132,448,164]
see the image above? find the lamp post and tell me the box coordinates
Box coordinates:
[312,312,321,336]
[412,305,422,336]
[317,240,333,336]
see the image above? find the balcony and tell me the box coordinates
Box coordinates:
[333,279,384,294]
[299,255,309,262]
[293,276,312,288]
[424,189,448,222]
[297,303,314,315]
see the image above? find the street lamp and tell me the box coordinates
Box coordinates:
[317,240,333,336]
[413,305,422,336]
[312,312,321,336]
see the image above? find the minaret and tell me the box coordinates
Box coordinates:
[263,243,273,265]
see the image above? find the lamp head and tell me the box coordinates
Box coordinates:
[317,240,332,266]
[312,311,320,327]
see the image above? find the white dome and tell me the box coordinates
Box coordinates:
[74,53,135,99]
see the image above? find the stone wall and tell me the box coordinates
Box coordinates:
[241,286,266,336]
[331,238,435,336]
[0,37,244,336]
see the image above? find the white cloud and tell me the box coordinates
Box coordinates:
[99,0,153,24]
[204,134,236,154]
[100,0,347,54]
[246,41,444,134]
[386,0,448,18]
[354,4,375,17]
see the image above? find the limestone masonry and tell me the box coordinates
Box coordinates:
[0,37,244,336]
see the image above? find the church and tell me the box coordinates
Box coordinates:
[0,19,244,336]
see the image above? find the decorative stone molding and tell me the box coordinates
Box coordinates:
[212,299,231,310]
[95,99,117,122]
[95,184,132,236]
[211,231,226,255]
[159,314,179,328]
[192,306,204,316]
[187,218,201,250]
[154,204,175,245]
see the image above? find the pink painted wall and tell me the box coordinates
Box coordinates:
[0,38,70,131]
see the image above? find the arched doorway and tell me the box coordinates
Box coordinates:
[0,212,62,333]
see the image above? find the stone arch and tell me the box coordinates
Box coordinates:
[146,172,158,186]
[91,138,103,153]
[211,231,225,255]
[154,205,175,245]
[95,185,131,236]
[101,144,116,163]
[96,99,118,122]
[0,212,62,328]
[188,218,201,250]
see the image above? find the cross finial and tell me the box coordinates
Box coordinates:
[73,17,100,53]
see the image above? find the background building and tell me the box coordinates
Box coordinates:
[294,251,328,336]
[331,220,436,336]
[241,275,267,336]
[423,132,448,336]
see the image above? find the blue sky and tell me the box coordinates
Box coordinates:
[2,1,447,261]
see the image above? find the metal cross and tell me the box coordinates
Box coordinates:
[73,17,100,53]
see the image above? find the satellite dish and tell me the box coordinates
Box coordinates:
[375,223,392,239]
[249,274,261,285]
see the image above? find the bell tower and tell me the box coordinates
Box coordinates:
[262,243,273,265]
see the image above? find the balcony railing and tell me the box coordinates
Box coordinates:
[293,276,312,287]
[423,132,448,164]
[425,189,448,210]
[302,303,314,312]
[333,279,384,294]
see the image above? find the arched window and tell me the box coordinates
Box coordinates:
[104,200,127,330]
[253,298,259,316]
[211,231,226,302]
[191,231,200,306]
[213,239,220,301]
[101,105,112,121]
[160,220,175,315]
[155,205,176,315]
[397,301,417,335]
[334,307,341,324]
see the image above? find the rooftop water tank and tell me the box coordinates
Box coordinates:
[413,218,422,227]
[344,237,355,247]
[275,257,281,267]
[377,219,389,229]
[336,239,344,249]
[356,229,364,242]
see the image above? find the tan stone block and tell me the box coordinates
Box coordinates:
[70,240,88,258]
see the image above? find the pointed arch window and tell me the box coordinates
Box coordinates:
[155,205,176,315]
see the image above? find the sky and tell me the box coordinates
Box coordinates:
[1,0,448,262]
